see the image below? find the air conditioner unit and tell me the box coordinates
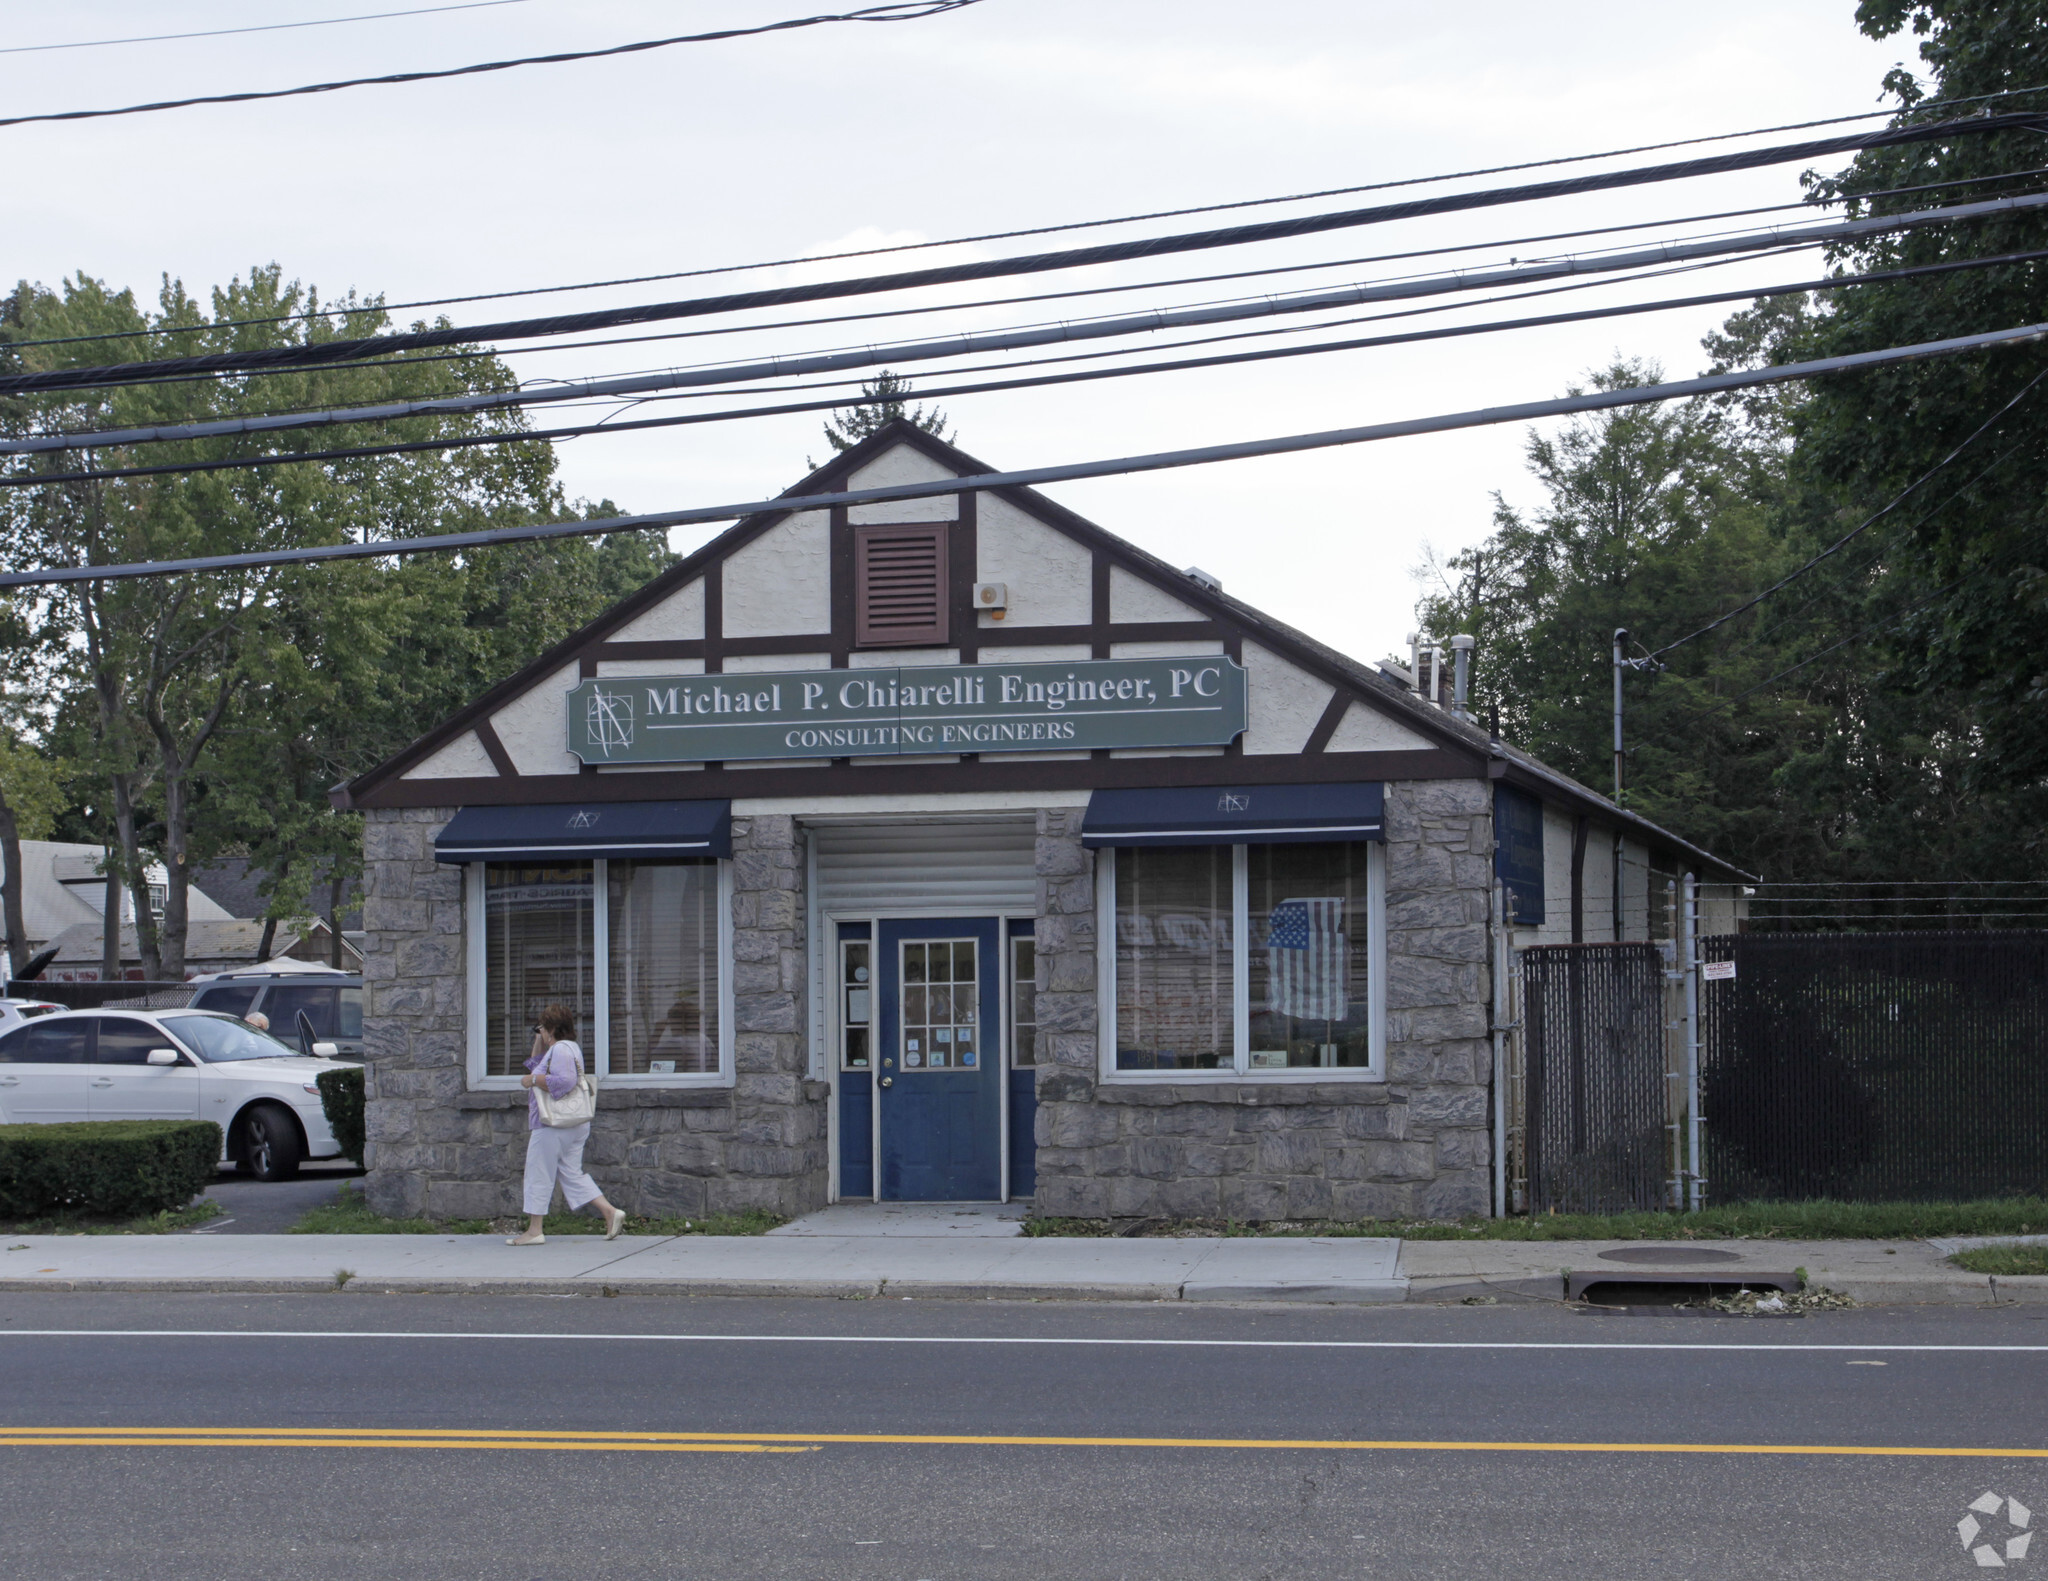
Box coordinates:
[972,582,1009,618]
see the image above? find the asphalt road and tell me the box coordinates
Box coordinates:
[0,1292,2042,1579]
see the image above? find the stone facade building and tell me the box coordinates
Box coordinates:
[341,422,1746,1222]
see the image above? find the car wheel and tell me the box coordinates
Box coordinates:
[239,1104,303,1182]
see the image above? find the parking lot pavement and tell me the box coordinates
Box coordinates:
[191,1161,362,1234]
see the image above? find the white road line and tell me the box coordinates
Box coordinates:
[0,1330,2042,1353]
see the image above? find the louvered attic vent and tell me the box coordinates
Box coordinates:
[854,523,949,647]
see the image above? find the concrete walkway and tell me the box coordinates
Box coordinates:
[0,1228,2036,1304]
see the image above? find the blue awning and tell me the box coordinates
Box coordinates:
[434,801,731,863]
[1081,783,1384,848]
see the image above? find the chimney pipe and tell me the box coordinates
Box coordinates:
[1449,633,1475,719]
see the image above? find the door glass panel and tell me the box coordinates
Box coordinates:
[1011,937,1037,1068]
[841,939,871,1069]
[899,939,978,1070]
[94,1017,170,1065]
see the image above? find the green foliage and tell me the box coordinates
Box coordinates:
[0,736,66,842]
[1025,1198,2048,1240]
[315,1066,364,1166]
[0,1120,221,1219]
[818,370,952,456]
[1951,1242,2048,1274]
[291,1183,783,1237]
[0,266,676,970]
[0,1201,222,1236]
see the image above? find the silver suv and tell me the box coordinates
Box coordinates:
[186,972,364,1060]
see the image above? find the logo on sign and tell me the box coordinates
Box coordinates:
[1217,793,1251,814]
[586,690,635,757]
[567,810,602,829]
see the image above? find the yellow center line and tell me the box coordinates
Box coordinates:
[1,1426,2043,1457]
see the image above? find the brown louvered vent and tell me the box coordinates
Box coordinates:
[854,523,949,647]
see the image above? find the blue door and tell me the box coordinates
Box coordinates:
[877,918,1002,1201]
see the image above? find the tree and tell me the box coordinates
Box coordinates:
[816,370,953,458]
[1,267,674,976]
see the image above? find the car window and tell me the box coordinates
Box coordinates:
[20,1019,90,1064]
[159,1014,297,1063]
[94,1017,176,1066]
[338,985,362,1039]
[10,1003,62,1021]
[264,985,342,1039]
[0,1026,29,1062]
[191,985,259,1018]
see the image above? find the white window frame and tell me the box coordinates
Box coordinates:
[1095,842,1387,1083]
[466,857,734,1091]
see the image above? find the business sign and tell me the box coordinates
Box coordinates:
[566,657,1248,765]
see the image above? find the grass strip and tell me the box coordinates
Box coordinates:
[1950,1244,2048,1276]
[1023,1198,2048,1241]
[291,1184,783,1238]
[0,1201,223,1237]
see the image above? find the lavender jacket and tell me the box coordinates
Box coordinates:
[524,1038,586,1131]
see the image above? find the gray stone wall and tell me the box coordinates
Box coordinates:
[1027,781,1495,1221]
[359,807,826,1222]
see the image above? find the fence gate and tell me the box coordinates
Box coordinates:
[1698,930,2048,1202]
[1518,942,1669,1214]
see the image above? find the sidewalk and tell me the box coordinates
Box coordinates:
[1,1210,2039,1304]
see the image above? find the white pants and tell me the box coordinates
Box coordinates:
[523,1123,602,1215]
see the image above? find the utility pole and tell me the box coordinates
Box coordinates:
[1612,628,1628,801]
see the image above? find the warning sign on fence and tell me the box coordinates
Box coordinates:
[1702,960,1736,981]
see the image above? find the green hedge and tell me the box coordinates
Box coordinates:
[316,1066,365,1166]
[0,1121,222,1219]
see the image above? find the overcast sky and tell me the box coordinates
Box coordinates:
[6,1,1907,662]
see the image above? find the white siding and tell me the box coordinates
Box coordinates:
[975,494,1091,626]
[848,445,960,522]
[401,730,497,781]
[1109,565,1203,624]
[610,578,704,643]
[1241,641,1334,757]
[488,663,579,777]
[1325,701,1436,753]
[723,511,830,637]
[812,819,1037,914]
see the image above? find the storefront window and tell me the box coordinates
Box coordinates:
[1246,842,1372,1069]
[1114,845,1233,1071]
[484,863,594,1078]
[607,861,720,1075]
[1105,842,1383,1078]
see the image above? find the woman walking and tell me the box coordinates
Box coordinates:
[510,1003,627,1246]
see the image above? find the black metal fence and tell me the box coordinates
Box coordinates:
[1520,942,1669,1213]
[1699,931,2048,1202]
[5,980,195,1011]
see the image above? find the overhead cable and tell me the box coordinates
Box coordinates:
[13,190,2040,456]
[15,247,2046,492]
[0,1,539,54]
[0,1,983,128]
[9,319,2047,589]
[8,110,2043,397]
[1649,364,2048,656]
[16,89,2048,347]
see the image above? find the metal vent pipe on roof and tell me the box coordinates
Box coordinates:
[1450,634,1475,720]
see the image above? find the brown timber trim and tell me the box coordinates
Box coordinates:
[590,622,1222,665]
[1569,813,1589,944]
[353,748,1479,809]
[472,720,519,780]
[1303,691,1351,756]
[828,504,854,668]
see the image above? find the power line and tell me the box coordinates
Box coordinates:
[1649,363,2048,657]
[8,111,2043,398]
[0,0,540,55]
[8,318,2046,589]
[13,188,2036,450]
[17,245,2043,491]
[0,1,982,129]
[16,88,2048,350]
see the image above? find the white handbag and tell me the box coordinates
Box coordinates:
[534,1048,598,1128]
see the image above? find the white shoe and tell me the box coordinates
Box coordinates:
[603,1207,626,1242]
[506,1231,545,1246]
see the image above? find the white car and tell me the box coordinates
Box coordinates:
[0,997,66,1036]
[0,1008,353,1181]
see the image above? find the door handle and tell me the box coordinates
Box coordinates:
[91,1078,114,1088]
[0,1076,17,1086]
[878,1076,893,1087]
